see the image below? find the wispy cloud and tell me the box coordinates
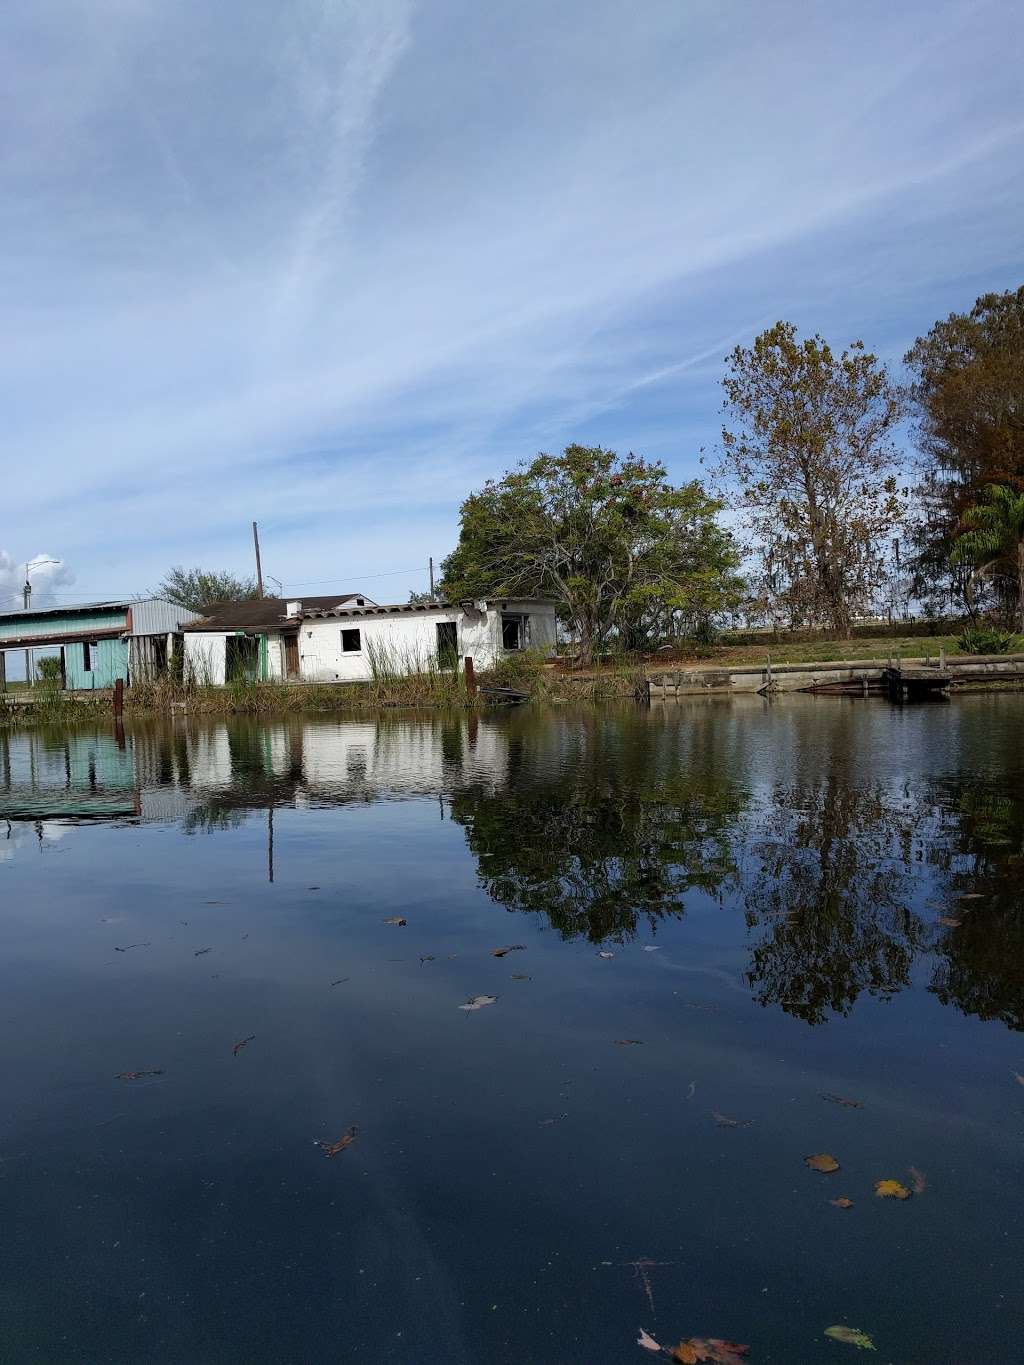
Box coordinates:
[1,0,1022,598]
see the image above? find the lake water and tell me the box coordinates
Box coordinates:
[1,697,1022,1364]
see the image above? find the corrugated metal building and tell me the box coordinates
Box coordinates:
[0,598,201,690]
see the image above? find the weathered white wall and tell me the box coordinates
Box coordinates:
[297,603,557,681]
[185,633,226,685]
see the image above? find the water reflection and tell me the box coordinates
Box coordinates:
[2,699,1022,1029]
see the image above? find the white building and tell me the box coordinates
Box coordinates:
[183,595,558,685]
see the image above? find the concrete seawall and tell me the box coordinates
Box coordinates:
[647,652,1024,699]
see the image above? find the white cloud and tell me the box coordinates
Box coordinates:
[0,551,76,612]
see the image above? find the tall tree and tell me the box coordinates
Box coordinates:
[950,484,1024,629]
[715,322,904,636]
[440,445,742,664]
[905,286,1024,611]
[158,566,260,614]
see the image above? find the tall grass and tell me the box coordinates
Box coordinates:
[364,636,468,706]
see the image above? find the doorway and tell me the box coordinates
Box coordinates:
[284,633,300,678]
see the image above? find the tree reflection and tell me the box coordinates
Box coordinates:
[449,710,746,942]
[929,785,1024,1030]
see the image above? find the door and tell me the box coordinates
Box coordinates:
[436,621,459,670]
[284,633,300,678]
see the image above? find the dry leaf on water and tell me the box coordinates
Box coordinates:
[824,1325,876,1350]
[830,1197,854,1209]
[820,1092,863,1109]
[805,1153,840,1173]
[116,1069,164,1081]
[638,1327,662,1352]
[672,1339,750,1364]
[874,1178,911,1199]
[908,1166,926,1194]
[317,1125,357,1157]
[491,945,525,957]
[459,995,497,1011]
[614,1038,644,1046]
[383,917,407,926]
[232,1035,255,1057]
[712,1112,752,1129]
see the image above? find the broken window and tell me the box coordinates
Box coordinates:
[436,621,458,669]
[501,614,529,651]
[341,628,362,653]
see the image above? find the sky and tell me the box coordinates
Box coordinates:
[2,0,1022,621]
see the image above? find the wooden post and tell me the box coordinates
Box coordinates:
[113,677,124,720]
[939,645,946,672]
[0,650,5,693]
[464,656,477,698]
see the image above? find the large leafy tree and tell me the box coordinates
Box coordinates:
[715,322,905,637]
[950,483,1024,629]
[905,286,1024,612]
[158,566,260,613]
[440,444,742,664]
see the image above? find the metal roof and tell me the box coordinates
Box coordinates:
[301,597,557,619]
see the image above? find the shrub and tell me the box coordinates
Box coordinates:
[956,626,1015,655]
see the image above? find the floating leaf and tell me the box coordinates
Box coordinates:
[874,1178,911,1199]
[637,1327,661,1352]
[194,947,212,956]
[491,944,525,957]
[642,945,661,952]
[908,1166,926,1194]
[806,1153,840,1173]
[598,951,615,959]
[232,1035,255,1057]
[317,1125,357,1157]
[670,1345,698,1364]
[459,995,497,1011]
[116,1069,164,1081]
[614,1038,644,1046]
[676,1339,749,1363]
[821,1092,863,1109]
[830,1197,854,1209]
[824,1325,875,1350]
[383,916,407,926]
[712,1112,752,1129]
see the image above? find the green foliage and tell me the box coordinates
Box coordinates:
[905,285,1024,610]
[158,566,260,614]
[441,444,742,663]
[950,483,1024,629]
[35,656,63,683]
[956,626,1015,655]
[716,321,904,637]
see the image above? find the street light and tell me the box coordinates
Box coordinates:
[23,558,61,687]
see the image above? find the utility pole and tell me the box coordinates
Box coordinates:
[429,557,435,597]
[252,521,265,598]
[23,577,31,688]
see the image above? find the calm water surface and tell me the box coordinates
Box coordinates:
[1,698,1022,1364]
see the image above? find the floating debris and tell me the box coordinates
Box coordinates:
[874,1178,911,1200]
[908,1166,926,1195]
[330,978,350,987]
[383,916,407,927]
[114,943,151,953]
[419,955,436,965]
[116,1069,164,1081]
[805,1153,840,1173]
[614,1038,644,1046]
[712,1111,752,1129]
[830,1197,854,1209]
[194,948,212,957]
[491,944,526,957]
[511,973,531,980]
[232,1035,255,1057]
[317,1125,357,1157]
[824,1325,876,1350]
[459,995,498,1011]
[598,951,615,959]
[821,1093,863,1109]
[642,945,661,952]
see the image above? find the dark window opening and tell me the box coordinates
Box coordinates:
[355,597,365,606]
[436,621,458,669]
[501,614,529,651]
[82,641,96,673]
[341,628,362,653]
[225,635,259,682]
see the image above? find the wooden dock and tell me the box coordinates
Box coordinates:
[883,664,952,701]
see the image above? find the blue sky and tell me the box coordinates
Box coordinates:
[2,0,1022,614]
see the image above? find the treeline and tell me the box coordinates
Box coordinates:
[436,284,1023,660]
